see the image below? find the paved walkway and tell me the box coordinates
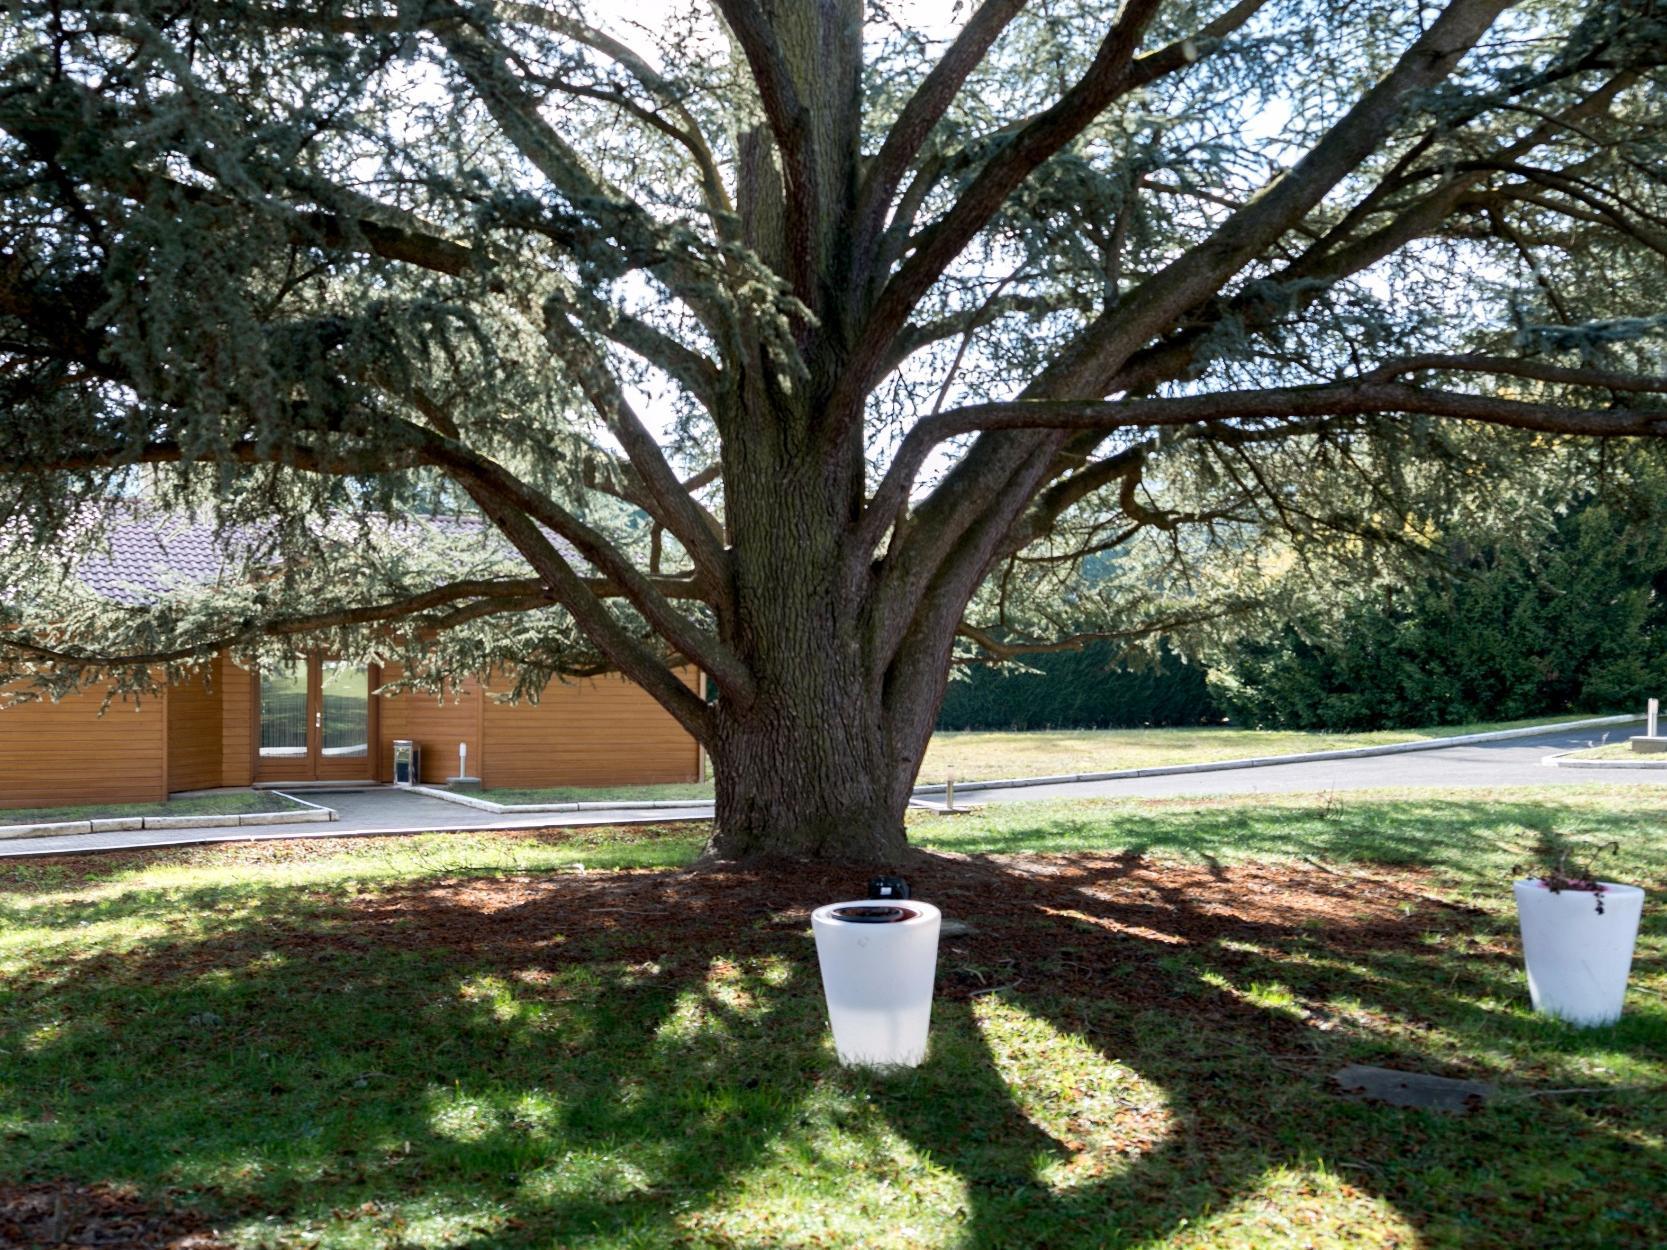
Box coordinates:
[0,725,1654,858]
[0,789,714,858]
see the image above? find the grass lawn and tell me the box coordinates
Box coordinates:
[0,790,310,832]
[1565,741,1660,762]
[2,787,1663,1248]
[468,713,1617,805]
[920,712,1616,783]
[472,781,718,805]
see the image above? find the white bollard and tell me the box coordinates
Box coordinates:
[1650,699,1659,739]
[945,768,956,812]
[459,741,468,776]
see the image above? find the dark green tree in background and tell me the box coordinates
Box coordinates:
[939,642,1217,731]
[1213,491,1667,729]
[3,0,1667,860]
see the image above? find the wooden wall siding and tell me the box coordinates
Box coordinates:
[481,668,702,790]
[377,668,482,785]
[220,657,254,787]
[166,656,224,793]
[0,686,166,809]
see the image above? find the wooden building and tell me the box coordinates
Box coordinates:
[0,514,704,809]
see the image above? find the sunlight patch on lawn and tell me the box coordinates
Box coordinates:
[654,954,796,1047]
[518,1150,661,1204]
[1170,1161,1418,1249]
[426,1085,505,1144]
[685,1112,967,1250]
[0,912,180,974]
[21,1016,69,1054]
[972,995,1174,1190]
[458,973,535,1026]
[0,828,704,909]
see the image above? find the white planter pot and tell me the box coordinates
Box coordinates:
[811,899,941,1068]
[1514,879,1644,1026]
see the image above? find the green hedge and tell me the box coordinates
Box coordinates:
[1211,502,1667,730]
[937,643,1219,730]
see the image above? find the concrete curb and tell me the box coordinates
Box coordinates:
[1541,751,1667,771]
[0,796,337,839]
[911,715,1644,795]
[144,814,236,830]
[90,817,143,833]
[909,799,985,814]
[0,811,711,858]
[265,791,341,822]
[408,785,713,814]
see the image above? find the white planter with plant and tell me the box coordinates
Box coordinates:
[1514,846,1644,1026]
[811,899,941,1068]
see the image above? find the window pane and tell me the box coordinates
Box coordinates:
[259,663,308,757]
[320,662,369,759]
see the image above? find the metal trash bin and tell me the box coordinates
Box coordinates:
[393,739,421,787]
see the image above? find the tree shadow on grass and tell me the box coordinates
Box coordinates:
[919,793,1667,879]
[867,849,1667,1248]
[2,826,1664,1247]
[5,866,907,1245]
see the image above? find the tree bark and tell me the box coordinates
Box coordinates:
[708,691,910,863]
[704,381,920,862]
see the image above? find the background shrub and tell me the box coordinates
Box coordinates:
[1208,502,1667,730]
[937,643,1219,730]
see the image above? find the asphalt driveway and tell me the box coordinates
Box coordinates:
[0,724,1655,858]
[964,725,1652,803]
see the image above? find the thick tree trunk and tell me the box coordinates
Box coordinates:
[707,689,909,863]
[704,388,927,863]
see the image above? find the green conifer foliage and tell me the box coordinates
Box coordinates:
[1212,497,1667,729]
[1,1,1665,857]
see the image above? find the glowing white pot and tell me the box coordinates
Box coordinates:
[811,899,941,1068]
[1514,880,1644,1026]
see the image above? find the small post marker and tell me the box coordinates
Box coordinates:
[945,768,956,813]
[448,740,483,790]
[1631,700,1665,753]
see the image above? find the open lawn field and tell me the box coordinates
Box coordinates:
[919,714,1611,783]
[2,786,1663,1248]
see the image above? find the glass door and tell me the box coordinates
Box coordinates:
[254,658,375,781]
[256,661,313,781]
[315,661,371,780]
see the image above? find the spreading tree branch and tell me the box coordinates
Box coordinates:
[711,0,818,302]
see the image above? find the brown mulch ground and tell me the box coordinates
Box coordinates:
[10,830,1465,981]
[341,847,1465,988]
[0,1183,230,1249]
[2,839,1481,1247]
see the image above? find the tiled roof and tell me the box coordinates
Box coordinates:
[64,505,579,604]
[76,514,239,602]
